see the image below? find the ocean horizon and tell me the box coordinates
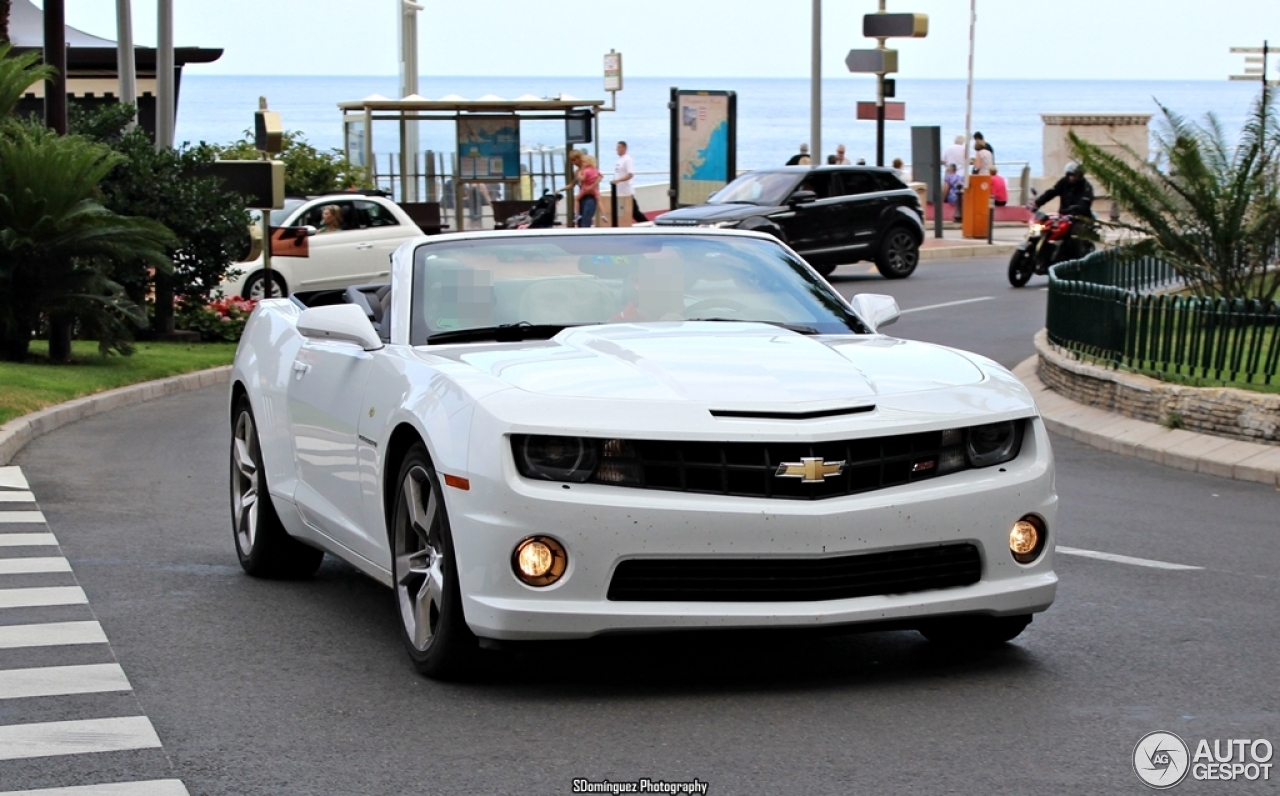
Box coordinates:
[174,75,1265,182]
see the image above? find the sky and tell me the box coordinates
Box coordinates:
[48,0,1280,82]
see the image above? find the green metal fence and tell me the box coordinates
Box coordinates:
[1046,250,1280,386]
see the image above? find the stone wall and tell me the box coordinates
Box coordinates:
[1035,332,1280,445]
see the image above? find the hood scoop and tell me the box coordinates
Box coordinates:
[710,405,876,420]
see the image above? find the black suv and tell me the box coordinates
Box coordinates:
[655,166,925,278]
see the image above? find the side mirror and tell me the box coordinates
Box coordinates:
[297,304,384,351]
[788,190,818,205]
[849,293,900,332]
[304,225,318,236]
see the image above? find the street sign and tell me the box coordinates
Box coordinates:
[863,13,928,38]
[857,102,905,121]
[604,50,623,92]
[845,49,898,74]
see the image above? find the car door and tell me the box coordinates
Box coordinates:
[770,171,843,257]
[351,199,403,283]
[290,200,369,290]
[839,171,893,255]
[287,339,382,564]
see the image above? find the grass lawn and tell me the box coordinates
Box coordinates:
[0,341,237,425]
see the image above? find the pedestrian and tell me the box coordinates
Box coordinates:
[891,157,906,181]
[827,154,838,165]
[971,142,993,176]
[973,131,994,160]
[574,153,602,227]
[942,134,967,172]
[944,163,963,221]
[611,140,636,227]
[990,165,1009,206]
[833,144,851,165]
[856,158,866,166]
[786,143,811,166]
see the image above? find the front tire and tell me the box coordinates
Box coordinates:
[1008,249,1035,287]
[230,397,324,578]
[874,227,920,279]
[918,615,1032,648]
[390,444,478,679]
[242,269,287,300]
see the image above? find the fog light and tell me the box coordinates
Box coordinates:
[512,536,568,587]
[1009,516,1046,564]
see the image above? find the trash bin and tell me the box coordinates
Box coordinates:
[962,175,992,239]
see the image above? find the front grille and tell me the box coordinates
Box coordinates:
[607,543,982,602]
[612,431,960,500]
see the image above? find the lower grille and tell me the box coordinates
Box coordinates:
[607,543,981,602]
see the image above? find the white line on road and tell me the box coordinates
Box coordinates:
[0,716,162,761]
[900,296,996,314]
[0,622,108,650]
[0,587,87,609]
[0,511,47,524]
[0,557,71,575]
[0,664,132,701]
[1056,546,1204,571]
[0,781,190,796]
[0,492,36,503]
[0,534,58,547]
[0,467,30,490]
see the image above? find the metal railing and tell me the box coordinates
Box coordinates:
[1047,249,1280,386]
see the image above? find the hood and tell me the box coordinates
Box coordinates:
[429,324,986,407]
[656,203,782,224]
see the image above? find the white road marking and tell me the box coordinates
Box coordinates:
[0,664,131,700]
[0,622,108,650]
[0,492,36,503]
[0,557,72,575]
[0,467,30,490]
[0,587,88,609]
[0,782,190,796]
[0,511,47,524]
[0,716,162,761]
[0,534,58,547]
[1056,546,1204,571]
[900,296,995,314]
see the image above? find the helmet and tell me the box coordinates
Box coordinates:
[1064,161,1085,178]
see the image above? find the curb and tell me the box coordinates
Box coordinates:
[0,365,232,466]
[1013,353,1280,488]
[919,242,1019,261]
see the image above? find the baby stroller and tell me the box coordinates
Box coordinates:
[502,191,561,230]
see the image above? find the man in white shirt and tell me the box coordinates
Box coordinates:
[612,141,635,227]
[941,134,967,172]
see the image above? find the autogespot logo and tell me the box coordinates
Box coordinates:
[1134,732,1190,789]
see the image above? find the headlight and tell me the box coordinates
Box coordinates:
[698,220,739,228]
[965,420,1023,468]
[1029,223,1045,235]
[513,435,598,482]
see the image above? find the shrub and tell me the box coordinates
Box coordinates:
[214,129,371,196]
[176,297,256,343]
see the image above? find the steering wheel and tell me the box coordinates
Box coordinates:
[683,298,751,319]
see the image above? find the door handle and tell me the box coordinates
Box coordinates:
[292,361,311,380]
[355,242,374,250]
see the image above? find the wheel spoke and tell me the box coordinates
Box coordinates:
[412,556,446,650]
[234,437,256,481]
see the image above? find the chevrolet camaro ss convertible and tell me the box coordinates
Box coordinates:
[229,228,1057,679]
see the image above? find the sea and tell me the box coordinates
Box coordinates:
[173,75,1266,183]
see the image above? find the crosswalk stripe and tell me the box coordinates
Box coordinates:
[0,716,162,761]
[0,557,72,575]
[0,587,87,609]
[0,622,108,650]
[0,492,36,503]
[0,512,46,524]
[0,664,131,700]
[0,781,190,796]
[0,535,58,547]
[0,468,29,490]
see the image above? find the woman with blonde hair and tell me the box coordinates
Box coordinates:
[571,152,602,227]
[318,204,343,233]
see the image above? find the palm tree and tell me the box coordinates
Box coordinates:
[1069,88,1280,303]
[0,122,175,362]
[0,43,52,118]
[0,2,10,45]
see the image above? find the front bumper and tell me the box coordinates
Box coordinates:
[448,419,1058,641]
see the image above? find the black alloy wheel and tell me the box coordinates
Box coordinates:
[874,227,920,279]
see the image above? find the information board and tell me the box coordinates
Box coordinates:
[456,116,521,181]
[670,89,736,208]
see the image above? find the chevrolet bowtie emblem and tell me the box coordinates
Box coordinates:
[775,457,846,483]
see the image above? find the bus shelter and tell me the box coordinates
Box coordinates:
[337,94,606,231]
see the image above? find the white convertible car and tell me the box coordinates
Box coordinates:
[229,228,1057,679]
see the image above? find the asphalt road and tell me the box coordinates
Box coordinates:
[7,256,1279,795]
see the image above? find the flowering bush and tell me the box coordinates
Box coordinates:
[177,297,257,342]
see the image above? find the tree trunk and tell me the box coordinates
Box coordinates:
[0,1,11,44]
[47,313,74,363]
[152,270,175,336]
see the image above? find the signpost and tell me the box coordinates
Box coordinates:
[849,5,927,166]
[1230,43,1277,86]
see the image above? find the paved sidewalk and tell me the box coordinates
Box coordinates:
[918,224,1025,261]
[1014,357,1280,487]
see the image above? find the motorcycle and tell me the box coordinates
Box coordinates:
[1007,207,1095,287]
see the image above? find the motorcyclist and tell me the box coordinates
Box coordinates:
[1032,161,1094,218]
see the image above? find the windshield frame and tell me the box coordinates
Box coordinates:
[407,231,871,346]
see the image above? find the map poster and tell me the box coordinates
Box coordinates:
[670,89,736,208]
[456,115,520,182]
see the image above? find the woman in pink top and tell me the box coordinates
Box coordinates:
[990,165,1009,207]
[574,154,602,227]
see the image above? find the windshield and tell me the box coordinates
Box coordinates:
[269,198,306,226]
[707,172,802,206]
[409,233,870,345]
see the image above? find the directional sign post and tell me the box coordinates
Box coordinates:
[1229,42,1278,86]
[852,5,927,166]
